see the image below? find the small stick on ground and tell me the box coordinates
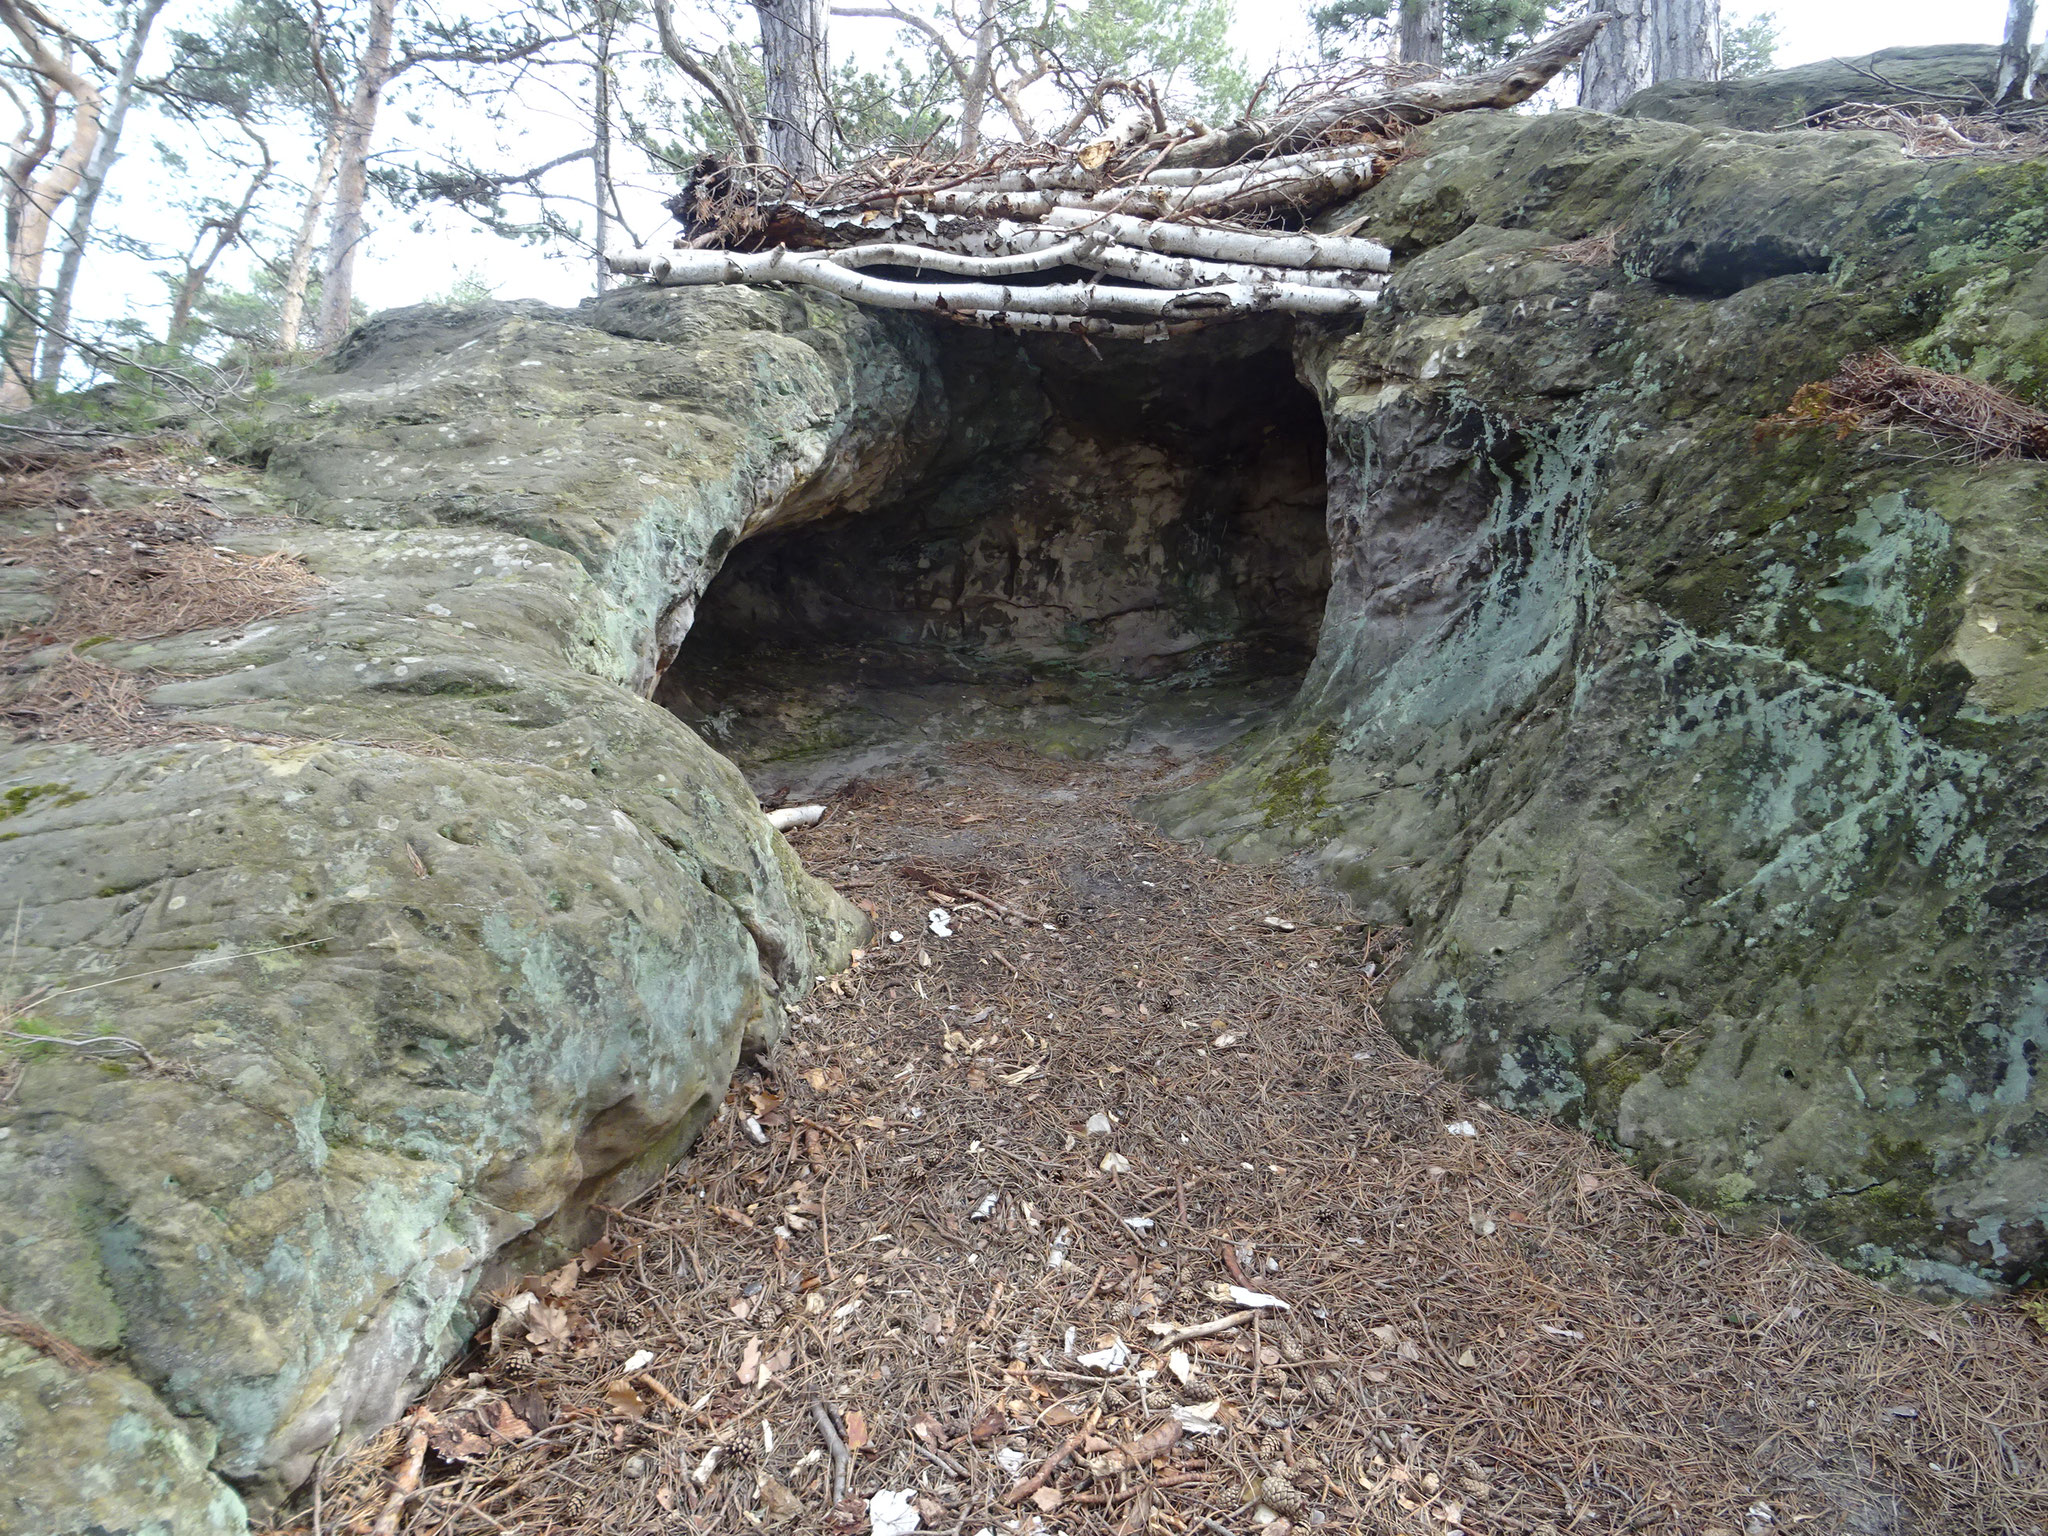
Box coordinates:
[897,863,1048,924]
[636,1372,685,1411]
[1155,1310,1255,1351]
[812,1401,851,1504]
[1005,1429,1090,1505]
[366,1411,430,1536]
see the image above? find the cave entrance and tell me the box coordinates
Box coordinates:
[655,321,1330,787]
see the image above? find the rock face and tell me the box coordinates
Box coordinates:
[1623,44,2004,131]
[1157,89,2048,1294]
[0,288,905,1527]
[7,49,2048,1532]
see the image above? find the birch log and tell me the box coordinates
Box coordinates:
[639,245,1380,320]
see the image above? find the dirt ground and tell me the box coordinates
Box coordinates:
[295,745,2048,1536]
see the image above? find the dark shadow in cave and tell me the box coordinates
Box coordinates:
[655,320,1331,788]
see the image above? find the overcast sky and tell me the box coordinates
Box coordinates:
[78,0,2029,335]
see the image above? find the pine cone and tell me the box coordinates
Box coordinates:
[1279,1335,1306,1364]
[1309,1370,1342,1406]
[1259,1470,1309,1518]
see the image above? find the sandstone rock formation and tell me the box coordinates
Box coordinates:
[1,289,890,1530]
[1157,99,2048,1297]
[3,51,2046,1533]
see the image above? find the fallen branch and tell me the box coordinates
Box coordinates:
[811,1400,851,1503]
[1156,12,1612,168]
[1004,1428,1091,1504]
[1083,1418,1183,1478]
[1154,1309,1257,1351]
[608,16,1610,340]
[638,245,1379,321]
[0,1306,98,1372]
[1036,210,1391,273]
[896,863,1047,924]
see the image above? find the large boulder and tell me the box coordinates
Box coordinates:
[1158,102,2048,1293]
[1624,44,2005,130]
[0,287,926,1525]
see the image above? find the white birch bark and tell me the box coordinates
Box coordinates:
[639,245,1379,320]
[1997,0,2042,103]
[1037,210,1392,273]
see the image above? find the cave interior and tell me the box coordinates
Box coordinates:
[655,321,1333,790]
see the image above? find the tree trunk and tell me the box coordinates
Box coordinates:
[1650,0,1718,86]
[316,0,398,349]
[1582,0,1715,111]
[1997,0,2040,102]
[594,4,613,290]
[37,0,168,391]
[958,0,997,156]
[278,127,342,352]
[168,130,273,344]
[1398,0,1445,69]
[0,0,104,407]
[1579,0,1652,110]
[755,0,832,176]
[653,0,764,163]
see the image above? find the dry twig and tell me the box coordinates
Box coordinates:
[1761,349,2048,461]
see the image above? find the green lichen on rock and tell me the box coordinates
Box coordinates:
[1258,724,1335,831]
[1158,76,2048,1297]
[0,285,896,1524]
[0,1341,245,1535]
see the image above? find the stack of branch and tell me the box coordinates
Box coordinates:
[611,15,1609,339]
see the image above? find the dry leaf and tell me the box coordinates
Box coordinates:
[492,1397,541,1439]
[738,1335,764,1385]
[759,1477,804,1521]
[425,1419,492,1462]
[1167,1348,1194,1384]
[604,1378,647,1418]
[522,1297,574,1350]
[844,1409,871,1451]
[1456,1348,1479,1368]
[1032,1486,1067,1512]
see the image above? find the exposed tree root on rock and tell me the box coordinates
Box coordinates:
[290,746,2048,1536]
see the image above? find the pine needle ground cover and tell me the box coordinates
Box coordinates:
[297,747,2048,1536]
